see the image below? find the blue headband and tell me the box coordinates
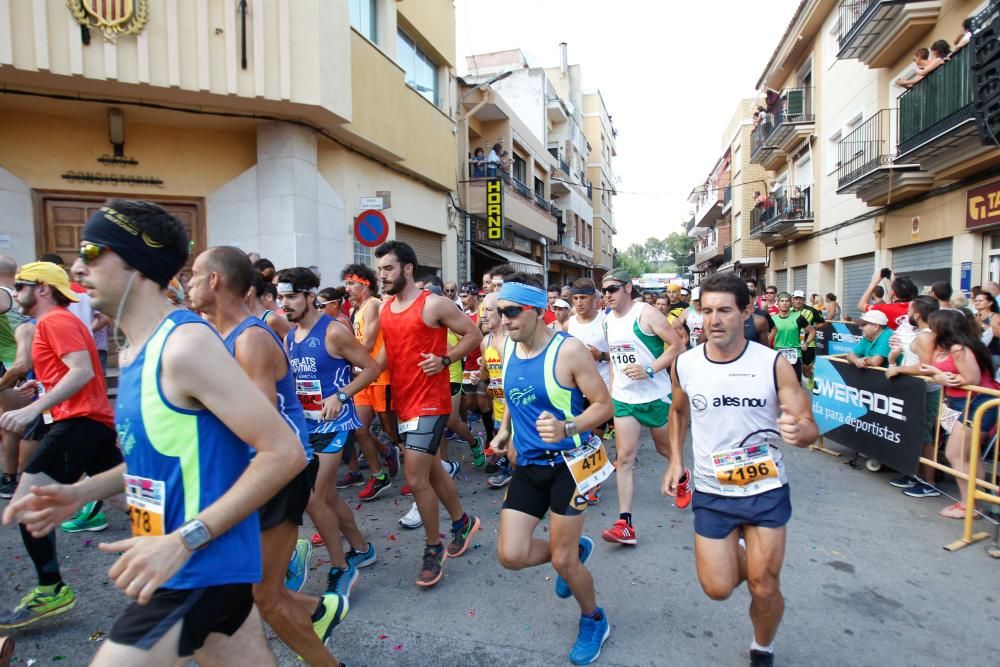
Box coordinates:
[498,282,548,308]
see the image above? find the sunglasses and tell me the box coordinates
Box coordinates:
[601,283,624,295]
[13,280,38,291]
[79,242,109,265]
[766,291,776,295]
[316,300,335,308]
[498,305,533,318]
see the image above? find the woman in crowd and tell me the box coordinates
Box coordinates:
[825,292,842,321]
[920,309,999,518]
[973,291,1000,369]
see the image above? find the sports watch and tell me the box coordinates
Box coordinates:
[336,391,349,403]
[564,421,578,437]
[645,366,655,378]
[440,355,452,367]
[178,519,212,551]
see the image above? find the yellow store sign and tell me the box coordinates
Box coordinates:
[967,179,1000,230]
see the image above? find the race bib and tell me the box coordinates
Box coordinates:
[690,327,703,348]
[36,382,53,425]
[610,343,638,368]
[462,369,480,384]
[561,435,615,494]
[124,474,165,537]
[779,348,799,364]
[295,379,323,421]
[399,417,419,434]
[487,376,504,399]
[712,442,781,496]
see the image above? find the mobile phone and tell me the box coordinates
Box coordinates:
[880,268,892,279]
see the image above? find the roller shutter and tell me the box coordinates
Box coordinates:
[793,265,808,293]
[892,239,952,273]
[842,253,874,320]
[395,223,443,275]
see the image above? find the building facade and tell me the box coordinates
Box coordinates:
[0,0,459,282]
[583,90,617,282]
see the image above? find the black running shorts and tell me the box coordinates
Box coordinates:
[802,348,816,366]
[23,417,122,483]
[258,455,318,532]
[503,463,588,519]
[109,584,254,657]
[401,414,448,456]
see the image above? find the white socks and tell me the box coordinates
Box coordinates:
[751,640,774,654]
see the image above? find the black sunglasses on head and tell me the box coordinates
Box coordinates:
[498,305,533,318]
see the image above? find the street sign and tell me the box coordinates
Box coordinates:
[354,209,390,248]
[486,177,503,241]
[360,196,383,210]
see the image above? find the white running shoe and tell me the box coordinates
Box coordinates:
[441,460,461,479]
[399,502,423,529]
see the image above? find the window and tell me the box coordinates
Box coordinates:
[734,211,742,241]
[353,239,373,267]
[827,129,842,174]
[513,155,526,184]
[350,0,376,42]
[397,30,438,106]
[534,177,545,198]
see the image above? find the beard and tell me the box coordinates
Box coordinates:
[383,275,406,296]
[16,291,36,315]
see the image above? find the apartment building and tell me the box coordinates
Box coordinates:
[0,0,459,281]
[583,90,617,282]
[688,99,770,286]
[748,0,1000,314]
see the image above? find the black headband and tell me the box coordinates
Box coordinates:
[571,286,596,295]
[83,206,188,288]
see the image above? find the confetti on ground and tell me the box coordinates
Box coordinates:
[388,534,397,541]
[89,631,107,642]
[355,503,362,510]
[82,539,93,547]
[473,543,481,549]
[378,634,388,640]
[393,644,404,651]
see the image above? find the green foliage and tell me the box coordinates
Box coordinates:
[615,230,694,273]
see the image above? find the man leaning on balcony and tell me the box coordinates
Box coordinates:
[895,42,950,90]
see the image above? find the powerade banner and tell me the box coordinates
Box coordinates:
[811,357,927,475]
[815,321,862,356]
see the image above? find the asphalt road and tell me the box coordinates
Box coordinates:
[1,428,999,666]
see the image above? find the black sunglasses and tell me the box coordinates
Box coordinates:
[766,290,777,295]
[601,283,624,295]
[13,280,38,291]
[498,305,533,318]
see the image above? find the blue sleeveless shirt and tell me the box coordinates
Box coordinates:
[223,316,312,461]
[115,310,261,589]
[285,314,361,434]
[502,332,591,465]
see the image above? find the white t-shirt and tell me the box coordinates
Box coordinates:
[567,310,609,385]
[68,291,94,337]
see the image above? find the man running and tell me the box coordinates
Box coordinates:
[188,246,347,666]
[663,271,817,667]
[790,290,824,384]
[0,261,122,630]
[769,293,813,382]
[249,273,292,341]
[459,281,493,447]
[0,255,29,498]
[479,291,512,488]
[673,287,705,348]
[601,268,684,546]
[374,240,482,588]
[491,275,614,666]
[5,201,315,665]
[276,266,378,598]
[341,264,399,502]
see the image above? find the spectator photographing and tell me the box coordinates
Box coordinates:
[858,269,917,330]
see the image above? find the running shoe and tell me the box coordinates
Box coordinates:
[470,436,486,468]
[0,584,76,630]
[310,532,325,547]
[602,519,637,545]
[0,474,17,500]
[585,486,601,505]
[311,593,349,647]
[326,562,359,599]
[442,459,462,478]
[416,544,446,588]
[487,468,513,488]
[359,473,391,501]
[444,428,457,440]
[485,454,501,475]
[555,536,594,599]
[59,502,108,533]
[336,471,364,489]
[889,475,919,489]
[569,608,610,665]
[400,502,423,529]
[357,453,369,470]
[346,542,377,569]
[384,443,401,478]
[603,427,616,441]
[400,483,412,496]
[750,649,775,667]
[675,467,693,510]
[903,483,941,498]
[446,514,481,557]
[285,538,313,592]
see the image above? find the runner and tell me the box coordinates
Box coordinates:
[769,293,813,382]
[601,268,685,546]
[4,201,318,665]
[374,240,482,588]
[0,261,122,631]
[459,281,493,446]
[249,273,292,341]
[790,290,824,384]
[276,266,379,599]
[0,255,29,499]
[188,246,353,666]
[341,263,400,502]
[478,292,512,488]
[663,271,818,667]
[676,288,705,348]
[490,275,614,666]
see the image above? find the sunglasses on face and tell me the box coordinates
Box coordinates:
[498,305,533,318]
[766,291,776,295]
[79,242,109,265]
[13,280,38,291]
[601,283,624,295]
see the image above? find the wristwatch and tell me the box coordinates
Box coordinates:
[178,519,212,551]
[336,391,349,403]
[645,366,655,378]
[599,351,609,362]
[440,355,452,367]
[564,420,578,437]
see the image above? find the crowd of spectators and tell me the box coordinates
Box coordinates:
[469,142,512,179]
[894,19,974,90]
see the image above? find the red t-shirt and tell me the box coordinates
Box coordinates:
[544,308,557,325]
[866,302,910,330]
[33,308,114,428]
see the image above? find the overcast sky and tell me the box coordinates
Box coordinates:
[455,0,802,249]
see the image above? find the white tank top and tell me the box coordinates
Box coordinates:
[567,311,610,385]
[605,301,671,404]
[686,307,704,349]
[675,341,788,496]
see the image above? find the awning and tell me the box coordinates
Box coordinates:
[473,243,544,275]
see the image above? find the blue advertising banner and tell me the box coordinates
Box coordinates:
[814,321,863,357]
[811,357,927,475]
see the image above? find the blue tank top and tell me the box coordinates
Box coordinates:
[223,316,312,461]
[502,332,591,464]
[285,314,361,434]
[115,310,261,589]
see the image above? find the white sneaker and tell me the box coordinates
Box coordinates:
[441,459,461,479]
[399,502,423,529]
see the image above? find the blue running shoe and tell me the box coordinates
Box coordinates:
[285,538,312,592]
[326,561,359,599]
[569,608,610,665]
[346,542,377,569]
[555,536,594,599]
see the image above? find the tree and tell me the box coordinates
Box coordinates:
[663,232,695,271]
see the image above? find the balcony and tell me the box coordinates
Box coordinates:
[548,148,571,177]
[749,187,814,245]
[837,0,942,69]
[749,88,815,169]
[534,192,550,210]
[836,109,930,205]
[693,187,725,229]
[695,224,731,266]
[465,162,559,240]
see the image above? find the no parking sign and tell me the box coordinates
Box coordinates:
[354,209,390,247]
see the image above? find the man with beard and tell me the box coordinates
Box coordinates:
[275,267,379,602]
[374,241,482,588]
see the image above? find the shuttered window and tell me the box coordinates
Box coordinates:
[842,253,874,319]
[395,223,443,276]
[892,239,952,273]
[793,265,808,293]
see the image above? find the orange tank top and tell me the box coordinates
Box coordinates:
[354,297,390,385]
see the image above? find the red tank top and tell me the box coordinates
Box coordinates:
[933,347,999,398]
[381,290,451,420]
